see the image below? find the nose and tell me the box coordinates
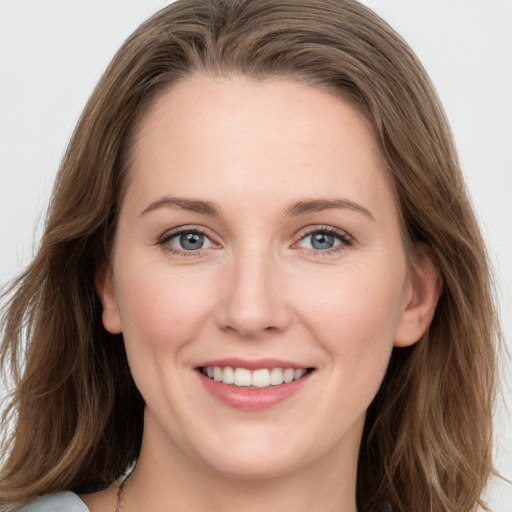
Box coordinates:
[215,246,291,338]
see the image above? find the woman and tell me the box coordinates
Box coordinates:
[0,1,500,511]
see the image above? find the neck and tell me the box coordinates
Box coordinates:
[122,415,361,512]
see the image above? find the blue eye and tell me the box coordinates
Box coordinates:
[297,228,351,253]
[309,232,337,250]
[178,232,205,250]
[162,229,214,252]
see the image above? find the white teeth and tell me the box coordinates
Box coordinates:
[222,366,235,384]
[234,368,252,386]
[283,368,294,383]
[202,366,309,388]
[252,369,270,388]
[270,367,284,385]
[294,368,307,380]
[213,366,222,382]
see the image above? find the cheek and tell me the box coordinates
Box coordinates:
[112,260,222,417]
[113,259,218,354]
[295,261,406,373]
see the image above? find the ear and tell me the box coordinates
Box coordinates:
[95,262,122,334]
[393,243,443,347]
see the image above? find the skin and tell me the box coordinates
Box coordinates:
[88,75,441,512]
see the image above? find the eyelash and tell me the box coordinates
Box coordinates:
[158,225,353,257]
[294,226,353,257]
[158,227,215,257]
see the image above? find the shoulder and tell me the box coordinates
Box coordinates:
[17,492,89,512]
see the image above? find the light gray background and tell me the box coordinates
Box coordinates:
[0,1,511,510]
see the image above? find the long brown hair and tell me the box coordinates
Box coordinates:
[0,1,499,510]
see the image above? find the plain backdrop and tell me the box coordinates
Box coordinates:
[0,1,511,510]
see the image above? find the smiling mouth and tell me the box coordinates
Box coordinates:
[199,366,313,388]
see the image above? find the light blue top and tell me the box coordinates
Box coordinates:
[19,492,89,511]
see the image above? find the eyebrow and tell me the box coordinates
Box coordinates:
[140,197,221,217]
[284,198,375,220]
[139,196,374,221]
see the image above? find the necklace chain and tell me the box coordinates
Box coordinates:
[115,472,131,512]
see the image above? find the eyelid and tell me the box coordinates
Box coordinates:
[158,225,220,256]
[292,225,353,254]
[295,225,352,241]
[156,224,352,257]
[159,226,203,242]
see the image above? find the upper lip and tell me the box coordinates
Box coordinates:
[196,358,312,371]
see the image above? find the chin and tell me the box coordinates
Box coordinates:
[178,424,311,480]
[190,422,346,482]
[202,451,306,481]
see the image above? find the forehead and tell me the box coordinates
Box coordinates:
[125,74,397,224]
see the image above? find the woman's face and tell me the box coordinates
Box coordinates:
[99,75,431,479]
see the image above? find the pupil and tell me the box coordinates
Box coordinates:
[180,232,203,250]
[311,232,334,250]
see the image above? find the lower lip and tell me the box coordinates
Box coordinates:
[197,371,312,411]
